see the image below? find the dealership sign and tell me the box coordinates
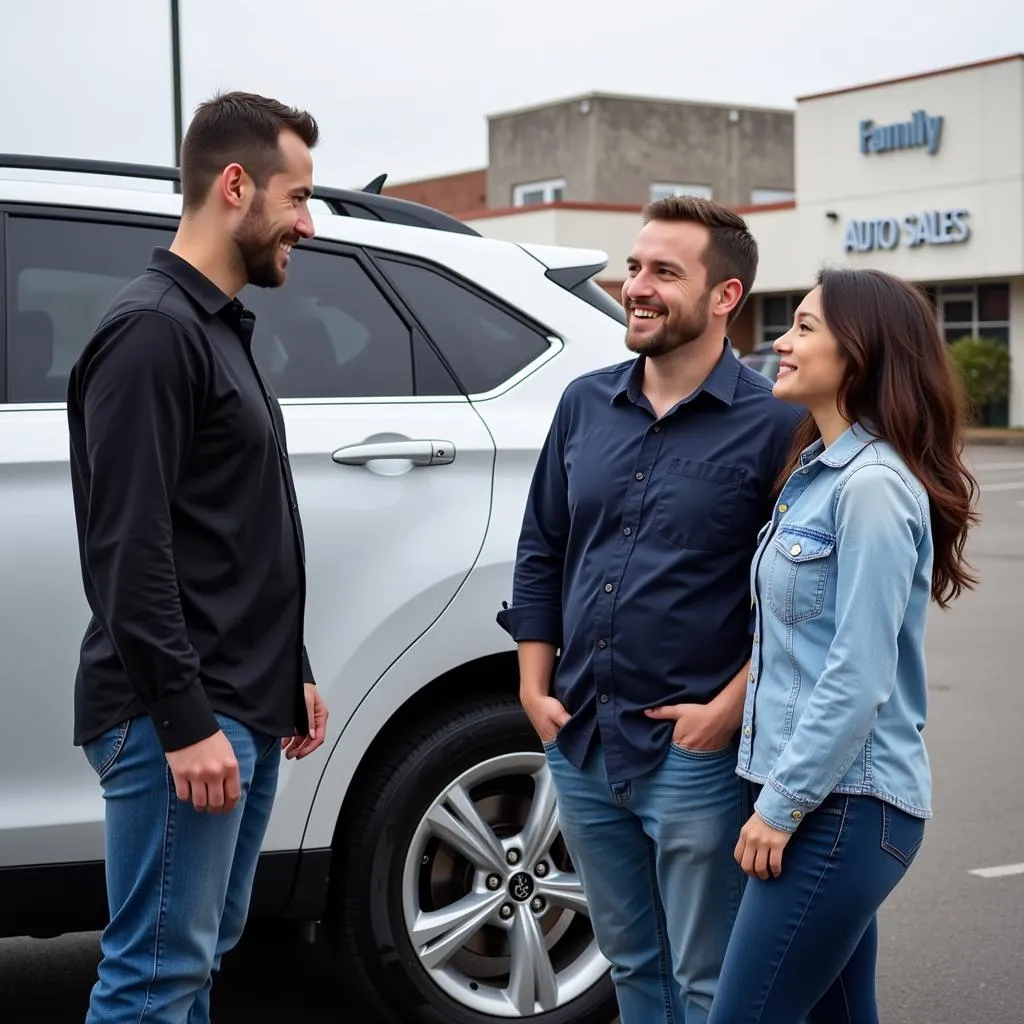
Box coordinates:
[860,110,943,155]
[843,210,970,253]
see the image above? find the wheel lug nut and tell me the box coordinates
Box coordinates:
[506,848,521,866]
[531,896,546,913]
[485,874,502,890]
[499,903,514,920]
[534,861,549,877]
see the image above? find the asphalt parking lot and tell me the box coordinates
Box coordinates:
[1,444,1021,1024]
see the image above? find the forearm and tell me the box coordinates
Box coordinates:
[518,641,557,699]
[707,657,751,733]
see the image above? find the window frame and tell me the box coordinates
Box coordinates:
[758,292,803,346]
[242,238,446,403]
[649,183,714,202]
[0,212,7,403]
[369,248,563,401]
[750,188,795,205]
[0,205,469,407]
[0,205,180,407]
[511,178,567,207]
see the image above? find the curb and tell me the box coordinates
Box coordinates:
[964,430,1024,447]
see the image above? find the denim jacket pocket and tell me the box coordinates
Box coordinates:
[83,720,131,780]
[765,527,835,625]
[879,802,925,866]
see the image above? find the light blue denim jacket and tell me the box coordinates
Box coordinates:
[737,422,934,832]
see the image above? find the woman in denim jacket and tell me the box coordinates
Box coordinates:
[708,267,979,1024]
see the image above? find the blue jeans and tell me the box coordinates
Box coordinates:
[707,790,926,1024]
[82,712,280,1024]
[545,738,746,1024]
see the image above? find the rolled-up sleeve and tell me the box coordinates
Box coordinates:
[496,394,572,646]
[755,463,925,831]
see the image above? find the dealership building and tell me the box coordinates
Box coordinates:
[389,54,1024,426]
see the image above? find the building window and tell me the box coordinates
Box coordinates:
[649,182,713,202]
[512,178,566,207]
[922,283,1010,345]
[922,282,1010,426]
[750,188,795,205]
[759,293,803,345]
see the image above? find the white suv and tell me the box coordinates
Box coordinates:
[0,155,627,1024]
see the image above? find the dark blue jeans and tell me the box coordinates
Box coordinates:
[707,790,926,1024]
[82,713,280,1024]
[546,739,747,1024]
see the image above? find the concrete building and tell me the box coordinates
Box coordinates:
[486,92,794,210]
[462,55,1024,426]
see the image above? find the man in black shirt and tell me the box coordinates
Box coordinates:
[67,91,328,1024]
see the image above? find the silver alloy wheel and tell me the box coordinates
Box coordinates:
[401,751,609,1018]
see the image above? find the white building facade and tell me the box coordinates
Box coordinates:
[465,55,1024,426]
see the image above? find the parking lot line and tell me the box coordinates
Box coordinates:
[968,862,1024,879]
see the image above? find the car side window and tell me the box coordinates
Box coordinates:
[4,216,174,404]
[376,257,552,394]
[243,249,420,399]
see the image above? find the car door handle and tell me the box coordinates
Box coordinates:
[331,440,456,466]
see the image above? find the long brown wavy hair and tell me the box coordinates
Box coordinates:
[777,267,980,608]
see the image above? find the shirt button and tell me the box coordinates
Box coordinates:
[623,527,632,536]
[635,471,645,481]
[748,672,755,682]
[653,425,661,432]
[791,810,803,821]
[790,543,802,556]
[753,633,759,643]
[597,640,607,649]
[161,720,171,729]
[743,726,752,737]
[599,693,610,704]
[604,583,614,593]
[778,503,788,513]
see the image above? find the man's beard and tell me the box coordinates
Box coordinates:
[234,191,288,289]
[625,289,711,357]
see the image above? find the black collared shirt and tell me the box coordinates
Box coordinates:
[498,347,802,784]
[68,248,313,753]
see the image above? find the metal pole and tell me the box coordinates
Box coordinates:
[171,0,183,187]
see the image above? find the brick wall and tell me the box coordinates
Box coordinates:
[383,169,487,216]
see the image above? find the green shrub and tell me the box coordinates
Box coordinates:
[948,336,1011,423]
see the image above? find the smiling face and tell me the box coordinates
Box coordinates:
[621,219,717,358]
[232,128,315,288]
[772,285,848,410]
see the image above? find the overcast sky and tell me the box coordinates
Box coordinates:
[2,0,1021,191]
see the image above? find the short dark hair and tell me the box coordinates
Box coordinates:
[641,196,758,323]
[180,91,319,212]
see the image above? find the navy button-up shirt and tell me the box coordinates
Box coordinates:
[498,346,802,784]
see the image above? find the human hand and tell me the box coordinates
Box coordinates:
[644,701,736,753]
[282,683,329,760]
[521,691,571,745]
[734,812,793,879]
[165,730,241,814]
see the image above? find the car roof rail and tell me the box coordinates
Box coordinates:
[0,154,480,237]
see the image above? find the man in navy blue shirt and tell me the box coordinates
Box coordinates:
[498,196,801,1023]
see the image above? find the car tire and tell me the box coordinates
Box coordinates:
[326,693,616,1024]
